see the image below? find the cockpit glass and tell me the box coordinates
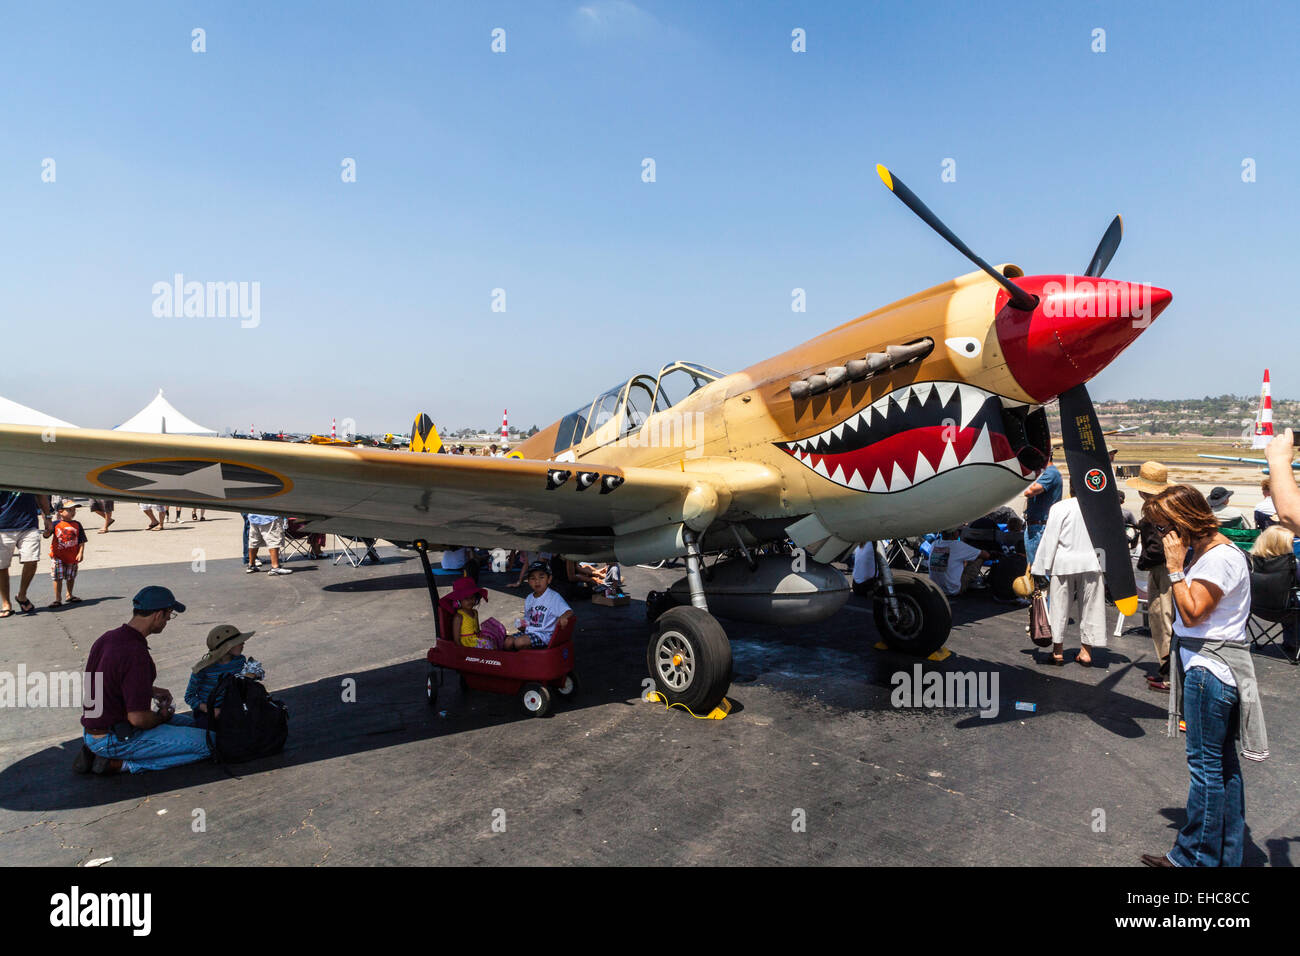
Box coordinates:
[655,368,713,410]
[584,385,624,440]
[623,378,657,433]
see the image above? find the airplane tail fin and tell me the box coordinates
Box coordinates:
[410,412,441,454]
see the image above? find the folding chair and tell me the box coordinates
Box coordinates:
[1247,552,1300,662]
[333,535,364,568]
[281,518,316,562]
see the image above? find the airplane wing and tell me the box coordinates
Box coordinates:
[1197,453,1297,472]
[0,426,778,559]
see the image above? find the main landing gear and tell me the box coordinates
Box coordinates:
[646,529,733,714]
[870,541,951,657]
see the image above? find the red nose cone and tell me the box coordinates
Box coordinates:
[996,276,1171,403]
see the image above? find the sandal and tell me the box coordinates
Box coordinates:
[48,600,62,608]
[0,608,11,618]
[17,598,35,614]
[1147,680,1170,691]
[1043,654,1066,666]
[66,596,82,603]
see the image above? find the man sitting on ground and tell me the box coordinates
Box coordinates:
[504,561,574,650]
[74,586,212,775]
[927,528,989,596]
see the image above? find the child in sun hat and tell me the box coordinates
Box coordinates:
[441,576,506,649]
[185,625,265,728]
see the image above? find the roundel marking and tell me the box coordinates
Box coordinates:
[88,458,293,501]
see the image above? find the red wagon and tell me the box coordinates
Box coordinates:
[415,543,577,717]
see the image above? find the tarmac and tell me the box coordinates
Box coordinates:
[1,509,1297,866]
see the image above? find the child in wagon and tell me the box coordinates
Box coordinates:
[442,576,507,650]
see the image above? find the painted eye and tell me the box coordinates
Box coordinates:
[946,336,982,358]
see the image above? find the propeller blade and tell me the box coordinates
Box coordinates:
[1084,215,1124,278]
[876,164,1038,311]
[1057,384,1138,616]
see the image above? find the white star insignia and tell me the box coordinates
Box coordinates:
[115,462,275,500]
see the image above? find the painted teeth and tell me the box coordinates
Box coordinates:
[958,385,988,428]
[784,381,1033,492]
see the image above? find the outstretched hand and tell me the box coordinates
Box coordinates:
[1267,429,1295,470]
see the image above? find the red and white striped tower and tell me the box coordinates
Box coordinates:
[331,417,337,439]
[1253,369,1273,449]
[501,409,509,445]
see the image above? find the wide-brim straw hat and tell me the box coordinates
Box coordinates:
[1126,460,1171,496]
[192,624,255,673]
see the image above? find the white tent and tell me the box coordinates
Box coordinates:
[0,395,78,428]
[114,389,216,435]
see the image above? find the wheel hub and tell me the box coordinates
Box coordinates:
[655,631,695,690]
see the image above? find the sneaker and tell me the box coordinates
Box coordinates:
[269,567,293,575]
[91,755,121,775]
[245,565,259,574]
[72,744,94,774]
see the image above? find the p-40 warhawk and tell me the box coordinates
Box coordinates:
[0,169,1170,714]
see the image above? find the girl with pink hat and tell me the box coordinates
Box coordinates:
[443,576,506,650]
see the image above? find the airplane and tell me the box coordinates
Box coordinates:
[0,167,1172,715]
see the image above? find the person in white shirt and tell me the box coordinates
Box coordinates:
[851,542,877,596]
[1254,477,1278,530]
[926,530,988,597]
[1139,484,1265,869]
[505,561,574,650]
[1030,492,1105,666]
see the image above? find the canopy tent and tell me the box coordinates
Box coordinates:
[0,395,78,429]
[114,389,216,435]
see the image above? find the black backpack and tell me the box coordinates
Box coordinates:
[206,675,289,763]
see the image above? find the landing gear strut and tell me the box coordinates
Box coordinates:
[871,541,951,657]
[646,528,733,713]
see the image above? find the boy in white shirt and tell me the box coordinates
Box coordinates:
[505,561,574,650]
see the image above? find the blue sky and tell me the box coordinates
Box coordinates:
[2,0,1296,435]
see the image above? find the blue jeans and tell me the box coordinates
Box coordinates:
[1169,666,1244,867]
[83,712,211,774]
[1024,523,1046,568]
[241,515,250,565]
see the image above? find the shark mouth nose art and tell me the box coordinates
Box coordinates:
[776,381,1036,493]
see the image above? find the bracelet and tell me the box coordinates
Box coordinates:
[1168,571,1185,583]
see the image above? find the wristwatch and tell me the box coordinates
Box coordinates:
[1168,571,1185,583]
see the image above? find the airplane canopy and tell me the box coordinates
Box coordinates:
[0,395,78,429]
[114,389,216,435]
[553,361,724,455]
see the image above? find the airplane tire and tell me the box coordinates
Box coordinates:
[873,571,952,658]
[646,607,733,715]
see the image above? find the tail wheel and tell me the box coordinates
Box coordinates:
[646,607,732,714]
[872,570,952,657]
[520,683,552,717]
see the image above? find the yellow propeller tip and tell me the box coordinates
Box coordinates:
[876,164,894,190]
[1115,596,1139,617]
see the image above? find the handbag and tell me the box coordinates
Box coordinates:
[1029,588,1054,647]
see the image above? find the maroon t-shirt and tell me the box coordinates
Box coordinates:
[81,624,156,732]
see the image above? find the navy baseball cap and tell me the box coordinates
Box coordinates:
[525,560,552,576]
[132,586,186,614]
